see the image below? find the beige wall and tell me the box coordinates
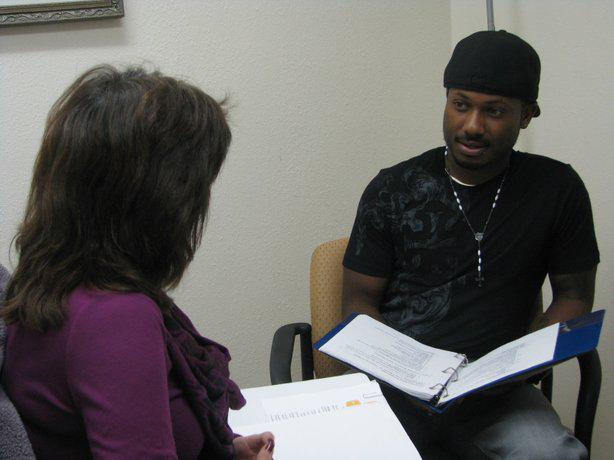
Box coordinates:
[0,2,449,381]
[1,0,611,457]
[451,1,613,458]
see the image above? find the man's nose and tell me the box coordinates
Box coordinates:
[463,109,485,137]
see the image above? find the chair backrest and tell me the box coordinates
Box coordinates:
[309,237,349,378]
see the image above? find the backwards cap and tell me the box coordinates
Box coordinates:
[444,30,541,116]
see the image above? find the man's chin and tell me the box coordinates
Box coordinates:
[449,150,486,170]
[455,159,484,170]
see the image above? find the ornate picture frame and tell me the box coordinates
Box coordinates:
[0,0,124,27]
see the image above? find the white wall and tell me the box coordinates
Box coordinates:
[1,0,611,457]
[0,2,448,381]
[451,1,613,458]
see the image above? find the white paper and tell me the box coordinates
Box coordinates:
[318,314,465,399]
[261,380,386,423]
[232,380,421,460]
[443,323,558,401]
[229,373,370,428]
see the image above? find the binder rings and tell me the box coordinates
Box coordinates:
[314,310,604,412]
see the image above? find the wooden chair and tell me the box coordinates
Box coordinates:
[269,237,602,456]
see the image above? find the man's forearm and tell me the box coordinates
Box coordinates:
[531,267,597,331]
[341,302,387,323]
[341,268,389,323]
[530,298,593,331]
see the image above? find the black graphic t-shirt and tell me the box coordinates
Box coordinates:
[344,147,599,359]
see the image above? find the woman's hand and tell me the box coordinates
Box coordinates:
[233,432,275,460]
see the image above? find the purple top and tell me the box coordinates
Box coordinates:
[2,287,212,459]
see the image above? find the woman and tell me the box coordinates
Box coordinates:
[0,65,274,459]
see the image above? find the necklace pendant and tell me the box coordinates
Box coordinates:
[445,149,508,290]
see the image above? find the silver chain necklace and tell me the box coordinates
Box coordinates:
[444,148,507,287]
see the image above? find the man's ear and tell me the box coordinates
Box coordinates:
[520,102,538,129]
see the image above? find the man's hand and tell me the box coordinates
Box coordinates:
[233,432,275,460]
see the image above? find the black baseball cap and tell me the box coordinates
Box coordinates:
[444,30,541,117]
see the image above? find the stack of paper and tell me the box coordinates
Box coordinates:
[229,373,421,459]
[317,314,468,402]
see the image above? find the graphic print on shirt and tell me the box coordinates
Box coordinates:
[354,165,465,338]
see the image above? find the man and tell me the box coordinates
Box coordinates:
[342,31,599,459]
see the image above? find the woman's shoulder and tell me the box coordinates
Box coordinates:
[63,288,170,370]
[65,287,165,340]
[68,287,162,318]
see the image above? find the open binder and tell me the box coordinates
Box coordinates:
[314,310,604,412]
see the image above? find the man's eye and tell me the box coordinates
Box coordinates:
[488,107,504,117]
[453,101,468,110]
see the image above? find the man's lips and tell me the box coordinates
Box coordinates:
[456,139,488,156]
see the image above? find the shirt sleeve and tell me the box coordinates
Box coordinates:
[547,165,600,274]
[65,293,178,460]
[343,170,396,278]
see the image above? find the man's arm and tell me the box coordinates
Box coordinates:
[530,266,597,331]
[341,268,389,323]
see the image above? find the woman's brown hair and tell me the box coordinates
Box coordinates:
[1,64,231,331]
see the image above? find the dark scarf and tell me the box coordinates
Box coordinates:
[163,305,246,459]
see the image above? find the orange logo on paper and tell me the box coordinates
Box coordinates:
[345,400,361,407]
